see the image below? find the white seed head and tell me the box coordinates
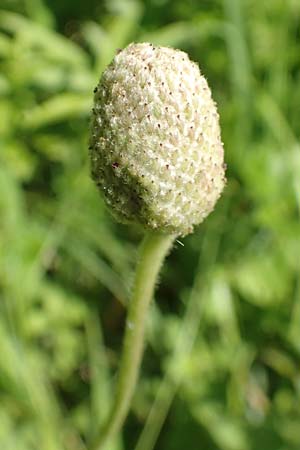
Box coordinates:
[90,43,226,235]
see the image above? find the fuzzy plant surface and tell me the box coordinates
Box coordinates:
[88,42,226,450]
[90,42,226,236]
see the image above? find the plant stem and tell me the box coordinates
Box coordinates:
[89,231,175,450]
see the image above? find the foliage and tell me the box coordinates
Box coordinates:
[0,0,300,449]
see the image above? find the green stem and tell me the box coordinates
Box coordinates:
[89,231,175,450]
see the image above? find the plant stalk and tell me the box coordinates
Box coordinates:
[89,231,175,450]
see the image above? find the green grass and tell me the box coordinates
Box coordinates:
[0,0,300,449]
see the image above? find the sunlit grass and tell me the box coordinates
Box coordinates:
[0,0,300,449]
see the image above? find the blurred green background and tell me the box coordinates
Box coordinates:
[1,0,300,449]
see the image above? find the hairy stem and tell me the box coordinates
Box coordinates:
[89,232,175,450]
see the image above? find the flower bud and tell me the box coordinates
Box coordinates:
[90,43,226,235]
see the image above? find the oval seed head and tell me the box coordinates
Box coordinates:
[90,43,226,236]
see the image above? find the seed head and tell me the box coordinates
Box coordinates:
[90,43,226,235]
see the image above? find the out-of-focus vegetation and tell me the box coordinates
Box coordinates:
[1,0,300,449]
